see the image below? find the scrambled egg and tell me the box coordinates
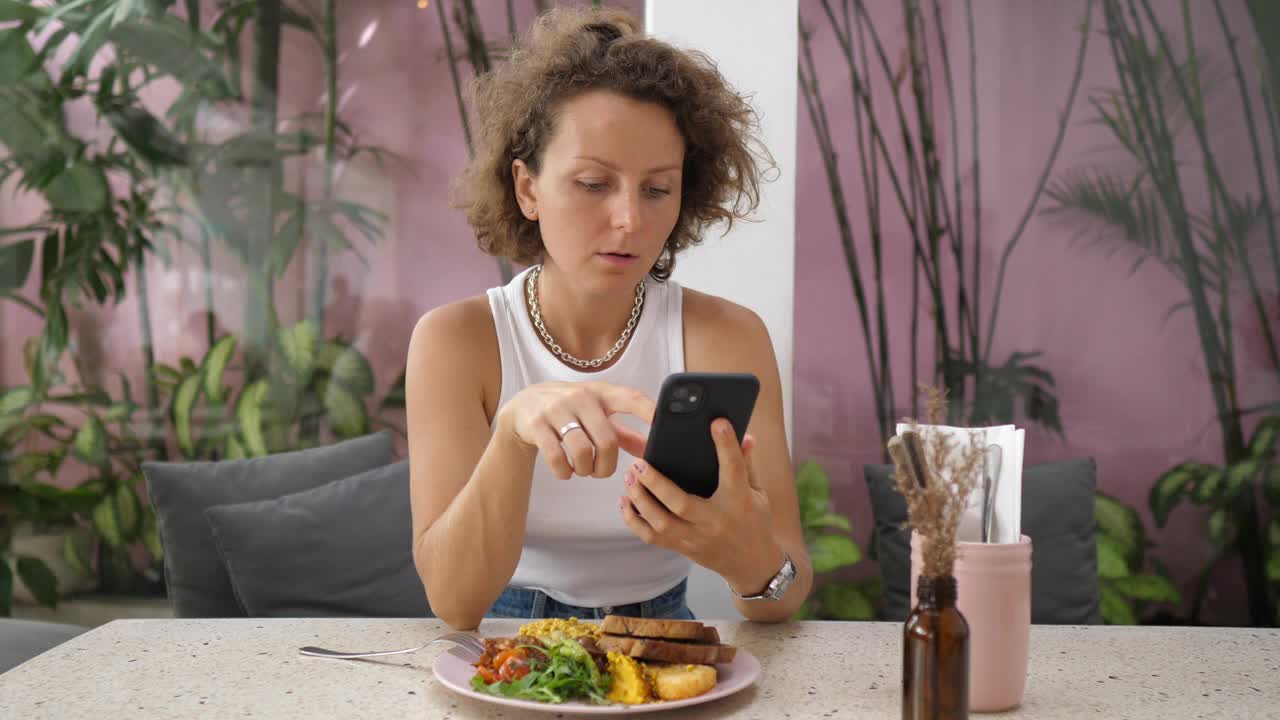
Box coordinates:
[606,652,652,705]
[517,617,601,642]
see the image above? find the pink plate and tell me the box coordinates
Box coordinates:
[432,646,762,715]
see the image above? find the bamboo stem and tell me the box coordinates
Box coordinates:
[852,5,897,442]
[309,0,337,331]
[982,0,1094,365]
[1135,0,1279,387]
[246,0,282,378]
[820,1,928,265]
[9,294,45,318]
[965,0,981,360]
[131,237,166,461]
[437,0,474,156]
[1210,0,1280,376]
[441,0,512,284]
[932,0,977,370]
[798,22,890,444]
[903,0,956,412]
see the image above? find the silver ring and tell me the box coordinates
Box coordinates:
[557,421,584,440]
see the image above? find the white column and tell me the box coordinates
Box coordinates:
[645,0,798,620]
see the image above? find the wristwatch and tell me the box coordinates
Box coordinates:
[728,552,796,601]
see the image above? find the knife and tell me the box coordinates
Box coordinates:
[982,444,1002,543]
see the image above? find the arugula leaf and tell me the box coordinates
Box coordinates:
[470,639,611,704]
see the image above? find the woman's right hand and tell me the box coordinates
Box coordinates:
[495,382,655,480]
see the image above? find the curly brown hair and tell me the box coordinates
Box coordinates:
[450,6,772,281]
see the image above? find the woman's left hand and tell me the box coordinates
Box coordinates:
[618,418,785,596]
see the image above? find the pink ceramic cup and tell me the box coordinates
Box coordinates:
[910,533,1032,713]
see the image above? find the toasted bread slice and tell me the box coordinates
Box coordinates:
[600,616,720,643]
[597,634,737,665]
[647,663,718,701]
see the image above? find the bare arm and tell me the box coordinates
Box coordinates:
[406,300,536,630]
[407,299,657,630]
[685,293,814,622]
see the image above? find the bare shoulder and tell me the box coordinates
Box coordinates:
[408,294,501,418]
[680,287,778,374]
[410,295,494,348]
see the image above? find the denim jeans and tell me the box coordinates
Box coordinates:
[487,579,695,620]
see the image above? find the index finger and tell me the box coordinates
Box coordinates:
[589,383,655,424]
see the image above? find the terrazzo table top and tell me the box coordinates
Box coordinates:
[2,618,1277,718]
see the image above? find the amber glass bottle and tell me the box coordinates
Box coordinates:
[902,575,969,720]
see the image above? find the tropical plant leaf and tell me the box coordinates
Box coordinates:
[141,508,163,561]
[15,555,58,607]
[1150,461,1207,526]
[322,342,375,396]
[235,379,269,457]
[819,582,875,621]
[173,374,202,457]
[1266,464,1280,506]
[807,512,853,533]
[89,503,118,548]
[381,368,406,410]
[1192,470,1226,505]
[278,320,319,380]
[1043,169,1175,273]
[0,0,44,22]
[791,600,816,620]
[71,415,107,466]
[1249,417,1280,460]
[0,238,35,295]
[1100,584,1138,625]
[1223,460,1259,500]
[62,530,91,576]
[269,208,303,275]
[795,460,830,527]
[106,15,231,98]
[1094,492,1144,565]
[323,381,367,439]
[225,434,246,460]
[0,386,32,416]
[0,27,44,86]
[104,401,133,422]
[1097,534,1131,579]
[810,534,862,574]
[201,336,236,403]
[1111,573,1179,603]
[1209,508,1234,548]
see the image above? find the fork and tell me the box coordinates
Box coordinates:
[298,631,485,661]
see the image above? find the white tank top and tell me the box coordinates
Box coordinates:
[486,266,691,607]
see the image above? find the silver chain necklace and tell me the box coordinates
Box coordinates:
[525,265,645,369]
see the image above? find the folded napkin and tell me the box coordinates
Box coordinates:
[894,423,1024,544]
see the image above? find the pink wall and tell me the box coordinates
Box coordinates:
[2,1,1276,623]
[794,0,1278,624]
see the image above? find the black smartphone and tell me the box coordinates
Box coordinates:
[642,372,760,498]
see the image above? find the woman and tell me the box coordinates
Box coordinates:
[406,6,812,629]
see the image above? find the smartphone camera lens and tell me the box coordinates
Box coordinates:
[668,383,703,414]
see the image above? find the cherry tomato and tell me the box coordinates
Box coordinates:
[476,666,499,685]
[498,654,530,682]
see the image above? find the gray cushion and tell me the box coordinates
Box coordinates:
[142,432,393,618]
[865,458,1101,624]
[0,619,88,674]
[204,460,431,618]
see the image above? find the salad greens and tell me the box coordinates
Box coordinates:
[470,639,612,704]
